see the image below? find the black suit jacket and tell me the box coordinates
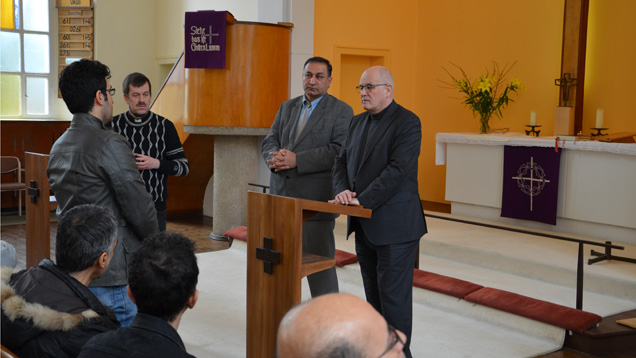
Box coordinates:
[333,101,427,245]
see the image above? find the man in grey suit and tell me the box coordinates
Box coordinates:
[330,66,426,358]
[261,57,353,297]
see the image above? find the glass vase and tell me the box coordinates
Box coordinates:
[479,112,491,134]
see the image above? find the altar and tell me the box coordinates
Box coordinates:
[436,133,636,246]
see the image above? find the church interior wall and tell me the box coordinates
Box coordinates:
[92,0,157,117]
[314,0,636,205]
[16,0,633,216]
[582,0,636,133]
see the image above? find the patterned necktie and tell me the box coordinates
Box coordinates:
[294,102,310,142]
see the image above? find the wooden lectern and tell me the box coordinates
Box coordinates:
[246,192,371,357]
[24,152,52,268]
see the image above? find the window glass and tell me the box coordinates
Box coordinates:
[0,74,22,116]
[1,0,18,29]
[0,31,21,71]
[23,0,47,32]
[24,33,49,73]
[26,76,48,114]
[0,0,53,118]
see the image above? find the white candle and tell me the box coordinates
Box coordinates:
[595,109,604,128]
[530,111,537,126]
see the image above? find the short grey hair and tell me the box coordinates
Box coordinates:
[55,204,117,273]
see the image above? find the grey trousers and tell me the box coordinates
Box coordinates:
[302,219,338,297]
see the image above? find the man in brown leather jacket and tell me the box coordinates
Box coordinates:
[47,59,158,326]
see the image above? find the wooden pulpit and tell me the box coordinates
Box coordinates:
[246,192,372,358]
[24,152,51,268]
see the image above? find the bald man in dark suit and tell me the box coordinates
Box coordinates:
[331,66,427,358]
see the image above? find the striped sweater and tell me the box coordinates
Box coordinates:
[112,111,189,204]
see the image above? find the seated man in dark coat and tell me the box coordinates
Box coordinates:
[79,232,199,358]
[1,204,120,357]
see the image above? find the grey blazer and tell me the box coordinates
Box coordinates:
[261,94,353,221]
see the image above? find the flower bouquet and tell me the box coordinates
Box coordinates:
[443,62,525,133]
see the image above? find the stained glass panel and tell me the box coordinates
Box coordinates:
[26,76,48,114]
[0,31,20,71]
[23,0,48,32]
[0,74,22,116]
[24,33,49,73]
[1,0,16,29]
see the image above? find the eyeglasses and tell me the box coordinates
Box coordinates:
[102,88,116,96]
[356,83,387,94]
[378,325,404,357]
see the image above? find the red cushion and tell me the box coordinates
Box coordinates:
[223,226,248,242]
[335,250,357,267]
[412,269,483,299]
[465,287,602,333]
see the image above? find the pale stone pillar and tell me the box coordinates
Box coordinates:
[186,126,270,239]
[210,135,258,238]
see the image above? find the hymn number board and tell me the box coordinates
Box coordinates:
[57,0,94,97]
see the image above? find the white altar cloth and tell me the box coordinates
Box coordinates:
[434,132,636,245]
[436,132,636,165]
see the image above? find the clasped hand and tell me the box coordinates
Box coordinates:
[267,149,297,172]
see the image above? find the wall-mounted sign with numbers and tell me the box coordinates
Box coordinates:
[57,0,94,97]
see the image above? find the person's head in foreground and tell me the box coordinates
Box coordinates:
[127,231,199,327]
[276,293,406,358]
[56,203,118,283]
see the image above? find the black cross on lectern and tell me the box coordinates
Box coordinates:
[256,237,280,274]
[27,180,39,204]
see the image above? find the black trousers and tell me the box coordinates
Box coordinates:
[155,201,167,232]
[354,228,419,358]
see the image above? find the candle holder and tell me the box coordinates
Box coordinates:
[590,127,608,137]
[525,125,541,137]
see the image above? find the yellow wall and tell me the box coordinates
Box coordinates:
[584,0,636,131]
[314,0,635,204]
[314,0,418,113]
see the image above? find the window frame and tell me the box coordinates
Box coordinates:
[1,0,57,119]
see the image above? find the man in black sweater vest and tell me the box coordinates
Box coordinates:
[112,72,189,231]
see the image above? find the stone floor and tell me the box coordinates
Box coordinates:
[0,212,630,357]
[0,213,229,270]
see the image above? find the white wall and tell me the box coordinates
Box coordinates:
[289,0,313,98]
[55,0,306,119]
[92,0,157,116]
[54,0,157,118]
[62,0,314,215]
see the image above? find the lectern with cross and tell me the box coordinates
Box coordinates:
[245,191,371,358]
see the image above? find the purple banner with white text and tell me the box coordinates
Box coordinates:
[501,146,561,225]
[185,10,227,69]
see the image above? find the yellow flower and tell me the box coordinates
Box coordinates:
[511,78,523,89]
[443,61,523,133]
[477,80,491,93]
